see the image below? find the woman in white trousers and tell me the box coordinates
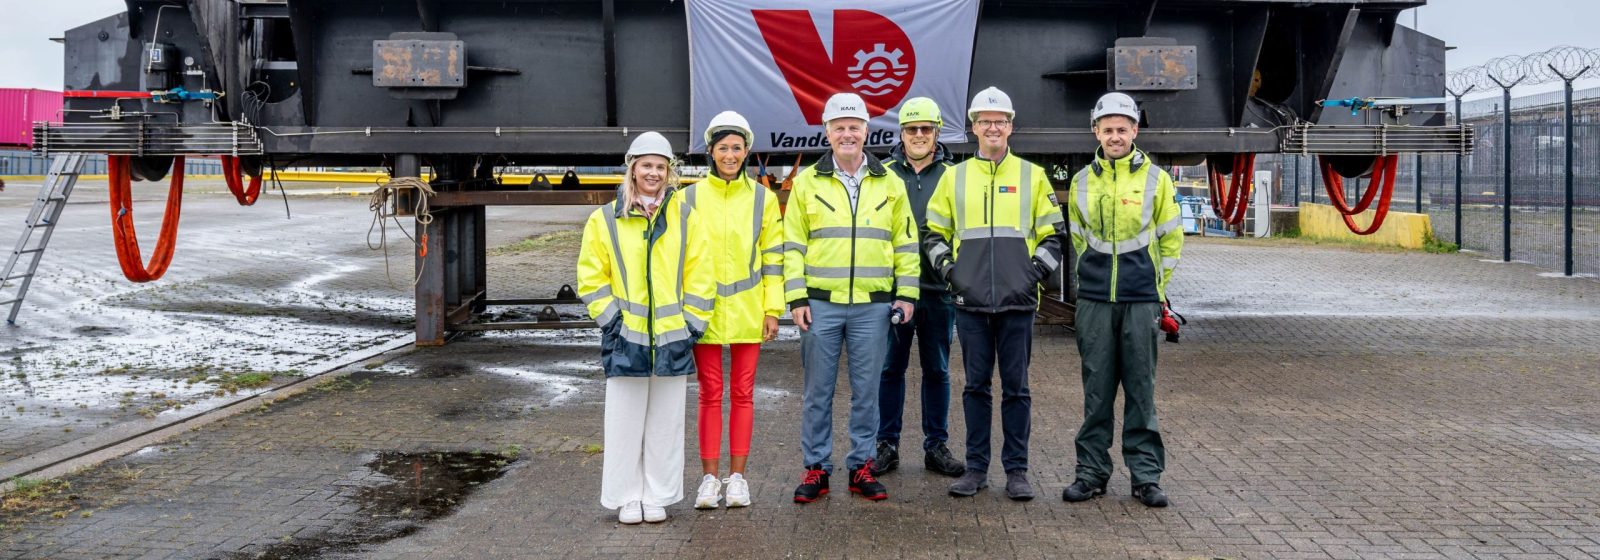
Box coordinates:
[576,131,715,524]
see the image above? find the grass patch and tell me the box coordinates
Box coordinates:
[488,230,582,256]
[580,443,604,455]
[2,478,75,516]
[1422,228,1459,254]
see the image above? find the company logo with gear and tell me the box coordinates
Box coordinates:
[754,9,918,125]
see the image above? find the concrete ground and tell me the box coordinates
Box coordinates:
[2,183,1600,559]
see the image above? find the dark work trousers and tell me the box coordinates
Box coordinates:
[878,292,956,451]
[1072,299,1165,488]
[954,309,1034,474]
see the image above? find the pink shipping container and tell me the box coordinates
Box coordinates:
[0,88,64,148]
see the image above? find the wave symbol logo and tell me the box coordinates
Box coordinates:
[848,44,910,97]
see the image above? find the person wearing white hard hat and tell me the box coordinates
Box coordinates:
[924,86,1067,501]
[872,96,965,479]
[681,111,783,510]
[576,131,716,524]
[785,92,919,503]
[1061,92,1182,509]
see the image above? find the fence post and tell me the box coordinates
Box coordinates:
[1548,63,1590,276]
[1293,154,1301,206]
[1414,153,1423,213]
[1488,76,1523,262]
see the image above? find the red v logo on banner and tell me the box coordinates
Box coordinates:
[753,9,918,125]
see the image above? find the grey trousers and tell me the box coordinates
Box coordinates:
[1072,299,1165,487]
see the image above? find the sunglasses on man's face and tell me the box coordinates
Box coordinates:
[901,125,937,136]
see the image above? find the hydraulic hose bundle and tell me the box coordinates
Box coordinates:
[1318,154,1399,235]
[1206,154,1256,226]
[107,155,185,282]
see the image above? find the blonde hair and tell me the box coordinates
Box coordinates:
[619,154,681,211]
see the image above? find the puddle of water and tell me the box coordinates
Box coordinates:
[218,451,514,560]
[480,366,598,407]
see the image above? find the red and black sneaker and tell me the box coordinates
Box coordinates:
[793,465,829,503]
[849,460,888,500]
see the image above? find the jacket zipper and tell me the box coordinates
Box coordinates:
[987,157,999,307]
[1108,162,1119,302]
[845,177,858,304]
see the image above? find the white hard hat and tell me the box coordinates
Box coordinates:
[626,131,674,161]
[704,110,753,147]
[1090,92,1140,126]
[967,86,1015,121]
[821,92,870,123]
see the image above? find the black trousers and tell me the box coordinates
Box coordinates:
[955,309,1034,473]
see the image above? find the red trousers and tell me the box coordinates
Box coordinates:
[693,343,758,460]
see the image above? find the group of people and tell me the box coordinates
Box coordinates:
[575,87,1185,525]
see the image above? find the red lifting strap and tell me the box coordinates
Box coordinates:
[1319,154,1399,235]
[219,155,263,206]
[107,155,186,282]
[1206,153,1255,226]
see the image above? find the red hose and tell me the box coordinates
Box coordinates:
[1319,154,1399,235]
[107,155,185,282]
[220,155,263,206]
[1206,154,1256,226]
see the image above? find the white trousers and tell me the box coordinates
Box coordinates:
[600,375,687,509]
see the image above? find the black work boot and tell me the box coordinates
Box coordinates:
[923,443,964,477]
[849,460,888,500]
[871,440,899,475]
[1062,479,1106,502]
[1132,483,1169,508]
[793,465,829,503]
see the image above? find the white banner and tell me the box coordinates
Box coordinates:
[686,0,979,152]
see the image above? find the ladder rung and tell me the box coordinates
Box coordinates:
[15,248,45,255]
[0,299,19,306]
[3,274,31,281]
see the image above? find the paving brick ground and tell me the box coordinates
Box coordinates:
[3,220,1599,558]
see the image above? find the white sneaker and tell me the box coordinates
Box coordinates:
[694,474,722,509]
[642,503,667,523]
[618,501,643,524]
[724,473,751,508]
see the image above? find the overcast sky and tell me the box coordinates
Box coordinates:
[1,0,1594,102]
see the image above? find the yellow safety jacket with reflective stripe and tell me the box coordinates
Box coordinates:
[1067,146,1183,303]
[783,153,920,308]
[575,188,716,377]
[923,149,1067,313]
[682,172,784,344]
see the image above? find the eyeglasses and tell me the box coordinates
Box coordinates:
[974,119,1012,129]
[901,125,937,136]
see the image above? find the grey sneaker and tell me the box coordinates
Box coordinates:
[1004,470,1035,501]
[947,470,989,497]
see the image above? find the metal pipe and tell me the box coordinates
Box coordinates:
[1501,85,1514,262]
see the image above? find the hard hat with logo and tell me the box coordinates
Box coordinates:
[626,131,675,162]
[898,97,942,127]
[967,86,1015,121]
[704,110,753,147]
[822,92,870,123]
[1090,92,1141,126]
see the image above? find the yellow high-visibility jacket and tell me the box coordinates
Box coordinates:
[682,172,784,344]
[924,149,1067,312]
[576,188,716,377]
[1067,146,1183,303]
[783,153,920,308]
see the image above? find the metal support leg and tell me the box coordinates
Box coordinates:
[472,205,488,313]
[403,154,446,346]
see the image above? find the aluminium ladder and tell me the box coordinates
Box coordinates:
[1,152,88,324]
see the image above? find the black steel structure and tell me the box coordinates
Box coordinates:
[39,0,1472,344]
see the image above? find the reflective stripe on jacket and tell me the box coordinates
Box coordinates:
[783,152,920,308]
[1067,146,1183,303]
[575,188,716,377]
[682,173,784,344]
[923,149,1066,313]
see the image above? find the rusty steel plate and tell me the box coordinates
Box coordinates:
[373,39,466,88]
[1112,45,1198,91]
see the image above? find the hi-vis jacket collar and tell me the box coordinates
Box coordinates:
[1089,145,1148,176]
[611,185,677,218]
[813,151,889,178]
